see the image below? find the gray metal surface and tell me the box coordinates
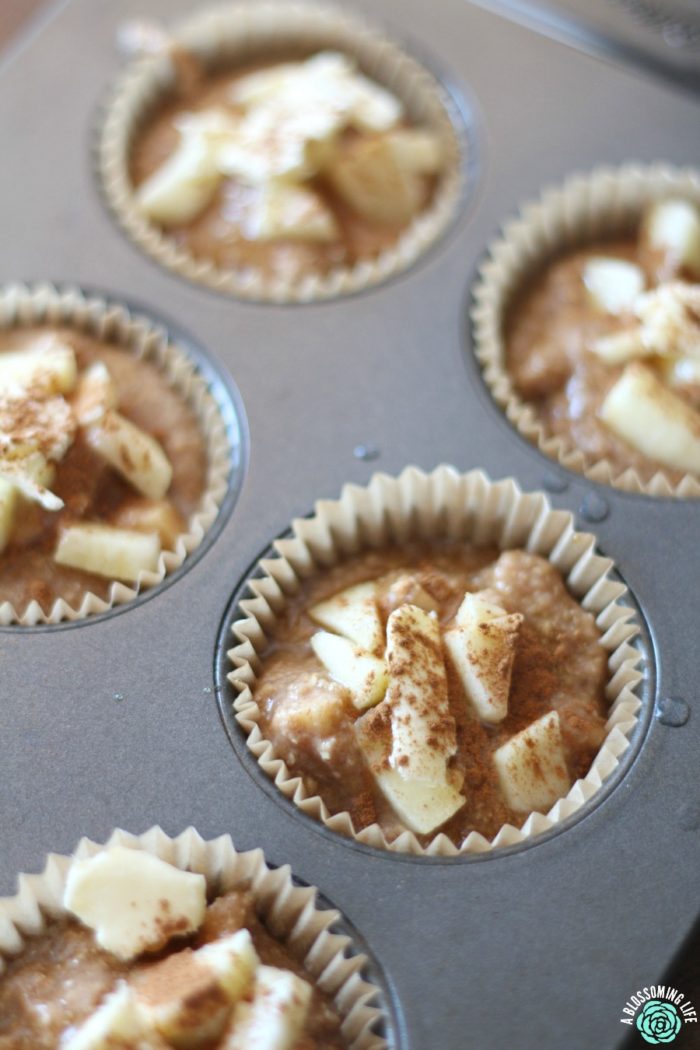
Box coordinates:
[0,1,699,1047]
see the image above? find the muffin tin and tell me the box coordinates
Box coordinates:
[1,0,699,1047]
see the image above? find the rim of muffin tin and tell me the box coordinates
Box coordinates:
[0,827,400,1049]
[0,282,248,631]
[214,466,655,863]
[470,161,700,500]
[97,0,476,305]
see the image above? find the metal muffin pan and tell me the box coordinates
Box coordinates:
[1,0,699,1047]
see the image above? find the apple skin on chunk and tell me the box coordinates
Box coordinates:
[309,580,384,655]
[600,361,700,474]
[444,591,523,724]
[493,710,570,814]
[310,630,387,711]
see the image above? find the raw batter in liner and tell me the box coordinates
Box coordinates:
[253,541,608,846]
[0,891,346,1049]
[0,327,206,613]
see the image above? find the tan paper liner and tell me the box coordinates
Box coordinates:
[0,827,387,1049]
[99,0,464,304]
[227,465,644,857]
[0,283,231,626]
[471,162,700,499]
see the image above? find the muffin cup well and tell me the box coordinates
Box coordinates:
[227,465,644,857]
[99,0,465,304]
[0,283,232,626]
[0,826,388,1049]
[471,162,700,499]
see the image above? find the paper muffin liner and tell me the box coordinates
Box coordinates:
[0,827,388,1049]
[99,0,465,304]
[0,283,232,626]
[472,162,700,499]
[227,465,644,857]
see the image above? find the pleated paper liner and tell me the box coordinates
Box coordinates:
[99,0,465,304]
[0,827,388,1049]
[227,465,645,857]
[471,162,700,499]
[0,283,232,626]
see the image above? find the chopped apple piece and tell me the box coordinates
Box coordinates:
[64,848,206,961]
[600,362,700,474]
[384,129,443,175]
[222,966,312,1050]
[310,631,387,710]
[85,410,172,499]
[0,335,77,396]
[494,710,570,813]
[136,133,222,226]
[72,362,118,426]
[111,498,185,549]
[245,183,338,243]
[374,766,465,838]
[583,257,645,314]
[357,604,465,836]
[63,982,168,1050]
[54,522,161,582]
[445,591,523,724]
[136,930,258,1048]
[347,73,403,133]
[643,198,700,277]
[590,329,649,365]
[309,581,384,655]
[329,136,423,224]
[662,354,700,397]
[0,448,62,511]
[0,477,17,554]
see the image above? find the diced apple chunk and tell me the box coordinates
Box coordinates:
[0,477,17,554]
[64,848,206,961]
[54,522,161,582]
[310,631,387,710]
[246,183,338,242]
[600,362,700,474]
[85,410,173,499]
[373,768,465,837]
[385,129,443,174]
[329,136,423,224]
[583,257,645,314]
[493,710,570,814]
[643,198,700,277]
[136,930,258,1048]
[63,983,168,1050]
[356,604,465,836]
[136,134,222,226]
[590,330,649,365]
[0,335,77,396]
[309,581,384,654]
[222,966,312,1050]
[111,498,185,549]
[72,362,118,426]
[445,592,523,724]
